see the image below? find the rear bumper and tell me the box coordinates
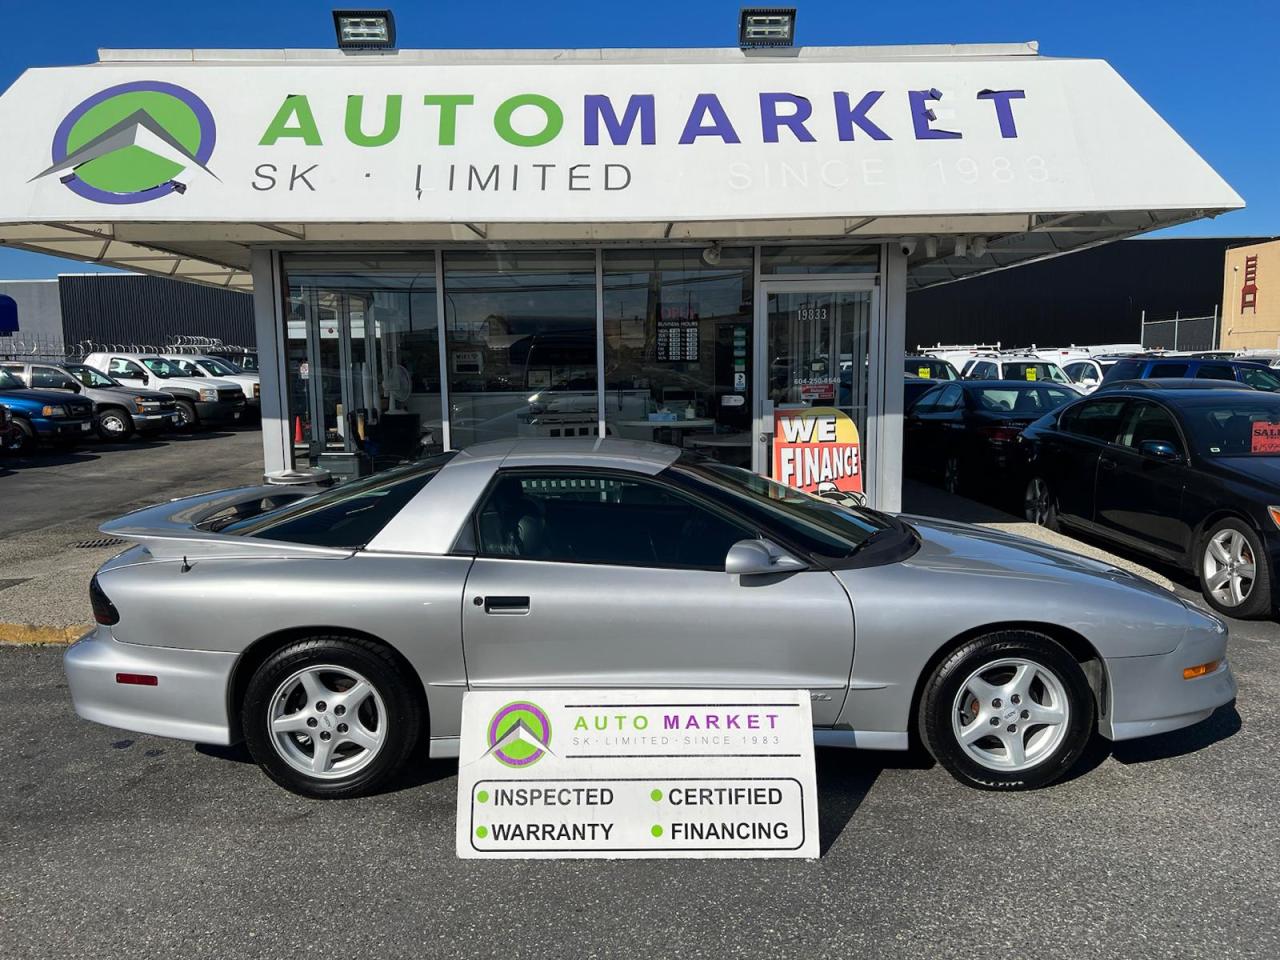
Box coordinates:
[1102,620,1236,741]
[64,626,236,745]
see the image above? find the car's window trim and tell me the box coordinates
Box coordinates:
[1055,396,1132,447]
[1113,397,1190,460]
[456,465,773,572]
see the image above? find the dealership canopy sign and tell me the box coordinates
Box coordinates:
[0,58,1241,223]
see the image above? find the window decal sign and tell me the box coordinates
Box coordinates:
[1251,421,1280,453]
[772,406,862,494]
[455,689,819,859]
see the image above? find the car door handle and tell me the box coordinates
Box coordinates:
[481,595,530,615]
[1099,457,1117,471]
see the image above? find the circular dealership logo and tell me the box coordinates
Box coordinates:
[486,700,553,768]
[35,80,216,204]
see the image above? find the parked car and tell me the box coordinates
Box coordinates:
[83,352,246,430]
[904,356,959,381]
[903,376,937,410]
[1060,356,1137,393]
[208,348,259,373]
[0,365,96,453]
[962,355,1079,389]
[162,354,260,414]
[0,401,13,456]
[1101,356,1280,392]
[66,438,1234,798]
[1097,378,1254,394]
[905,380,1079,496]
[1020,387,1280,617]
[0,361,181,441]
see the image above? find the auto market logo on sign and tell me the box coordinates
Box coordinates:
[32,81,216,204]
[485,700,553,768]
[773,407,863,495]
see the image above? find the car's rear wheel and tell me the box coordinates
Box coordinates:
[174,399,198,431]
[96,407,134,442]
[242,636,423,799]
[1199,518,1271,619]
[942,455,962,495]
[1023,476,1059,531]
[919,631,1093,790]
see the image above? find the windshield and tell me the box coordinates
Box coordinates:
[1003,362,1071,384]
[0,368,23,390]
[972,386,1076,414]
[220,454,455,547]
[906,359,956,381]
[66,364,118,388]
[672,456,891,560]
[1238,366,1280,392]
[198,356,242,376]
[140,357,188,378]
[1181,396,1280,457]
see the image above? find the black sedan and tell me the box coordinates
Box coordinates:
[1019,386,1280,618]
[904,380,1079,497]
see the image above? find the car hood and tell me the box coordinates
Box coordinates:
[896,514,1179,602]
[0,387,91,407]
[105,386,172,401]
[1209,456,1280,491]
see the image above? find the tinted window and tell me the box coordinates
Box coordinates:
[972,386,1075,414]
[908,384,944,413]
[1195,363,1237,382]
[0,367,24,389]
[474,471,753,569]
[1149,362,1189,378]
[1063,362,1093,380]
[224,456,453,547]
[934,384,964,411]
[31,367,74,390]
[1183,397,1280,456]
[967,361,997,379]
[1059,398,1126,442]
[906,359,956,381]
[1102,359,1144,383]
[67,365,117,388]
[1119,401,1184,454]
[1002,362,1070,384]
[108,358,145,379]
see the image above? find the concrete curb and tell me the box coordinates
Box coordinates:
[0,623,90,646]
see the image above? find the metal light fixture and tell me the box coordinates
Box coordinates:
[739,7,797,48]
[332,9,396,49]
[972,237,988,258]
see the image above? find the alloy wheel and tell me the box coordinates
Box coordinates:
[1024,478,1051,525]
[950,657,1070,772]
[943,457,960,494]
[1203,529,1256,608]
[100,413,127,436]
[268,664,387,779]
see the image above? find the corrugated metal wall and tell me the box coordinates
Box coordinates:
[58,274,255,351]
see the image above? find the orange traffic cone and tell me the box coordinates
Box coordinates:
[294,416,304,444]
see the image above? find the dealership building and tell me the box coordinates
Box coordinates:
[0,27,1242,508]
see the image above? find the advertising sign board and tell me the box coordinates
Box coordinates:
[772,407,862,494]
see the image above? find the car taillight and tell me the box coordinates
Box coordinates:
[89,575,119,626]
[979,425,1022,443]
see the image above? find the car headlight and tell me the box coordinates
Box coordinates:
[133,398,148,413]
[199,388,218,402]
[41,404,67,418]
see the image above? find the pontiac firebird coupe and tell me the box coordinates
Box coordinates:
[65,438,1236,798]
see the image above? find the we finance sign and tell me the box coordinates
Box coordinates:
[773,408,863,495]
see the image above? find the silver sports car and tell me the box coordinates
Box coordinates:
[66,438,1236,798]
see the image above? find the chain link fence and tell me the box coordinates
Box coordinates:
[1140,311,1219,352]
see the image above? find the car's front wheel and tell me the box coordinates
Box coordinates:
[242,636,423,799]
[174,399,198,431]
[96,407,134,442]
[919,631,1093,790]
[1199,518,1271,619]
[1023,476,1059,531]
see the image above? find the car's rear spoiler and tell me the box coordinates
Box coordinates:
[99,484,354,560]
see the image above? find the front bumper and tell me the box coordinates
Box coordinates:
[132,411,182,433]
[1102,618,1236,741]
[195,399,246,424]
[34,416,94,439]
[64,626,236,745]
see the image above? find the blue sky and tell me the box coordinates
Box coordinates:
[0,0,1275,279]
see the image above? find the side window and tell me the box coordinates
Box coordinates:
[1119,401,1184,455]
[1239,366,1280,391]
[1063,362,1088,380]
[909,385,944,414]
[1148,362,1189,378]
[474,472,754,569]
[1195,363,1236,382]
[108,358,145,379]
[934,384,964,411]
[1103,359,1143,383]
[31,366,73,389]
[1058,398,1127,443]
[0,363,25,383]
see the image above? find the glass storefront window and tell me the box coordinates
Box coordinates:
[602,248,754,467]
[443,250,597,448]
[760,245,879,275]
[282,255,442,477]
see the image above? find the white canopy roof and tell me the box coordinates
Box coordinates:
[0,43,1242,290]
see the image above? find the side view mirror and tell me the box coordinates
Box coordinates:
[725,538,807,577]
[1140,439,1181,461]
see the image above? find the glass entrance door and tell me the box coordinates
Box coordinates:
[754,284,879,502]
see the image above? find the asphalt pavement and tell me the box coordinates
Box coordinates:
[1,436,1277,959]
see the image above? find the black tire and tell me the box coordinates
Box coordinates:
[96,407,135,442]
[1023,476,1059,532]
[942,454,962,495]
[7,418,35,455]
[1198,517,1272,619]
[174,399,199,432]
[242,635,423,799]
[919,630,1094,791]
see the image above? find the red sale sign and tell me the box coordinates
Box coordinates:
[772,407,862,494]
